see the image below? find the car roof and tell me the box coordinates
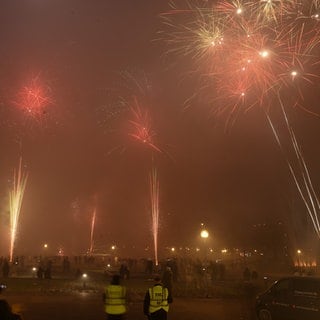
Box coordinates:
[279,276,320,281]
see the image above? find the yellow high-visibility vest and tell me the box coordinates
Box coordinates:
[105,285,126,315]
[149,285,169,313]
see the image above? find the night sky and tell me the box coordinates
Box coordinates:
[0,0,319,257]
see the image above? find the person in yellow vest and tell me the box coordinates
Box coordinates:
[143,275,173,320]
[103,274,127,320]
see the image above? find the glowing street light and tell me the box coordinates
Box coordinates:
[200,229,209,239]
[200,223,209,238]
[200,224,210,259]
[42,243,49,255]
[297,249,302,267]
[82,273,88,289]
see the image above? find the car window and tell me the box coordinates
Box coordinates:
[293,278,320,296]
[273,279,291,294]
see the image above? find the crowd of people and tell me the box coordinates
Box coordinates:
[0,254,264,290]
[0,254,270,320]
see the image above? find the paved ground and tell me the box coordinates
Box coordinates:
[5,292,255,320]
[0,268,262,320]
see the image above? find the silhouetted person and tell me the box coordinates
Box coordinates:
[62,257,70,273]
[44,260,52,279]
[146,259,153,275]
[75,268,82,279]
[243,267,251,281]
[243,281,257,320]
[161,267,173,297]
[2,260,9,278]
[37,266,44,279]
[251,270,258,280]
[119,264,130,280]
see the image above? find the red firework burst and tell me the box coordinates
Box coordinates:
[15,77,53,120]
[128,96,162,153]
[161,0,320,114]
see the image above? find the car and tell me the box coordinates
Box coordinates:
[255,276,320,320]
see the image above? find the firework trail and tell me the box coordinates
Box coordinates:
[150,167,160,266]
[267,96,320,237]
[9,158,28,262]
[89,207,96,254]
[128,96,162,154]
[161,0,320,236]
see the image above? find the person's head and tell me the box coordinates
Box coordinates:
[0,299,11,317]
[154,275,161,284]
[111,274,121,285]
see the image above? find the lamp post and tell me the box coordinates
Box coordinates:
[200,226,209,260]
[82,273,88,289]
[42,243,48,258]
[297,249,302,268]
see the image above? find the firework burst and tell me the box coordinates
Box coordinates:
[103,71,164,156]
[161,0,320,112]
[14,76,53,123]
[161,0,320,237]
[128,96,162,154]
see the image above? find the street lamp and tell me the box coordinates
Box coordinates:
[42,243,48,257]
[297,249,302,267]
[82,273,88,289]
[200,226,209,260]
[200,229,209,239]
[32,267,37,278]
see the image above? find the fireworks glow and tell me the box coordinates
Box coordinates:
[104,71,165,157]
[14,76,53,121]
[150,167,160,266]
[161,0,320,111]
[128,97,162,154]
[89,207,96,254]
[161,0,320,236]
[9,158,28,262]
